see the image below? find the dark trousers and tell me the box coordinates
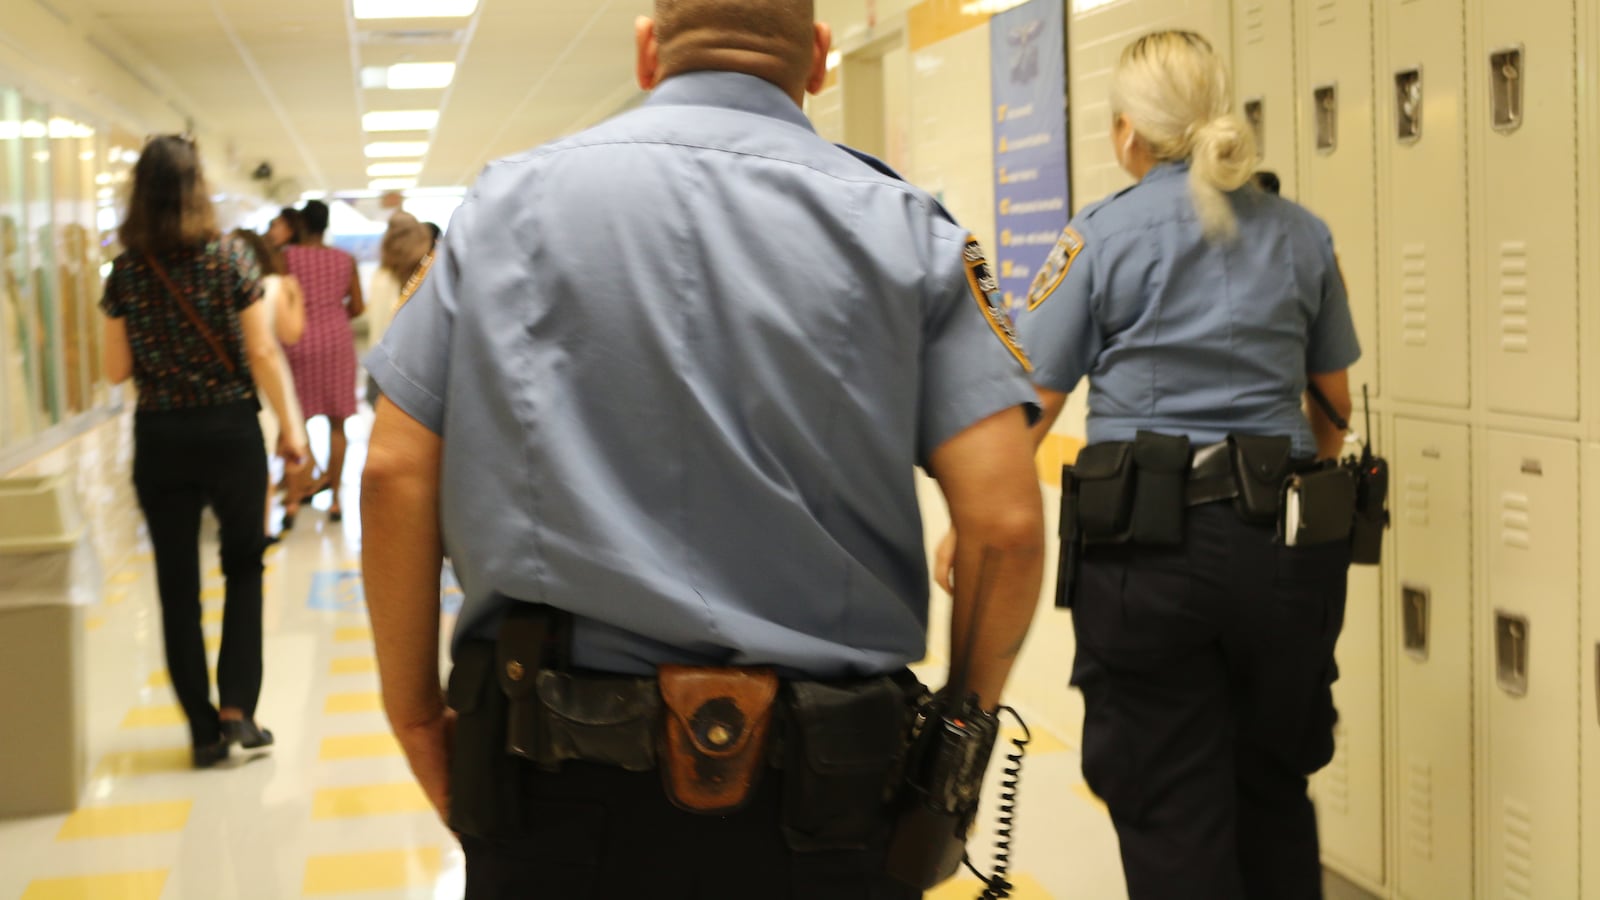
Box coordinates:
[132,401,267,747]
[1072,503,1349,900]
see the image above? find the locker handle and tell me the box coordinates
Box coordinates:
[1402,583,1429,661]
[1243,98,1265,156]
[1595,643,1600,726]
[1313,84,1337,153]
[1394,68,1422,143]
[1495,611,1529,697]
[1490,46,1524,134]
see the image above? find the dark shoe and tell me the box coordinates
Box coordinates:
[222,719,275,750]
[328,506,343,523]
[263,533,281,549]
[192,738,230,769]
[281,509,297,531]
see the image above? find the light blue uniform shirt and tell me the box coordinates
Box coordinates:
[1019,163,1361,457]
[367,71,1038,679]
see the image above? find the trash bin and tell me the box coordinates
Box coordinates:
[0,473,99,817]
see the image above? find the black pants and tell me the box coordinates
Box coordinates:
[1072,503,1349,900]
[132,401,267,748]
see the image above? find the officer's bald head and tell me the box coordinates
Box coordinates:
[636,1,832,102]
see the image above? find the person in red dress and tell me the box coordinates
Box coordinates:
[281,200,363,524]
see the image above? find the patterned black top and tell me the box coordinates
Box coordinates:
[101,237,262,413]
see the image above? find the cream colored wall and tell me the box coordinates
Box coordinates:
[907,24,997,252]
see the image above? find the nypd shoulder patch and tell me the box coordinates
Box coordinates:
[963,236,1032,373]
[1027,226,1084,311]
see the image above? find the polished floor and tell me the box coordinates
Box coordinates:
[0,413,1128,899]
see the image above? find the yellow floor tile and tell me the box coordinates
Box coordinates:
[324,691,383,714]
[85,615,106,632]
[205,635,221,653]
[109,571,140,586]
[22,870,168,900]
[929,873,1052,899]
[107,591,129,606]
[94,748,191,778]
[201,609,224,626]
[319,732,402,760]
[120,705,186,729]
[201,586,224,601]
[57,800,192,840]
[303,848,441,895]
[330,656,377,675]
[1072,780,1108,815]
[333,625,372,643]
[206,566,221,579]
[311,782,430,819]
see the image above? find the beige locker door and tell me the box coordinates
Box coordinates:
[1299,0,1380,399]
[1233,0,1300,197]
[1483,431,1580,899]
[1582,444,1600,900]
[1381,0,1469,408]
[1475,0,1579,420]
[1392,419,1473,900]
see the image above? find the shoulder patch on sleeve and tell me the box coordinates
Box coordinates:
[963,236,1033,373]
[1027,226,1084,311]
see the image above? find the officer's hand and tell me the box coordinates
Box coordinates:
[933,529,957,595]
[395,708,456,828]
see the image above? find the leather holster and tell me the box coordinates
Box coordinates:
[657,666,780,815]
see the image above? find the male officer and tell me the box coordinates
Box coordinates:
[362,1,1044,896]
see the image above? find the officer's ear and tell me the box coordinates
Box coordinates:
[635,16,661,91]
[803,22,834,96]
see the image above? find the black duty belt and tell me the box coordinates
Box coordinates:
[1185,440,1238,506]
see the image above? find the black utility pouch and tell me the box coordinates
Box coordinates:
[533,672,659,773]
[781,677,909,853]
[1283,465,1358,546]
[1228,434,1294,524]
[1130,431,1191,544]
[446,641,520,838]
[1074,441,1136,541]
[1056,466,1081,609]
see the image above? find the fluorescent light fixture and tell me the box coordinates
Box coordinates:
[353,0,478,19]
[826,50,841,71]
[48,118,94,139]
[95,173,112,185]
[300,190,328,202]
[386,62,456,90]
[362,110,439,132]
[79,150,95,161]
[365,141,430,158]
[367,161,423,177]
[369,178,418,191]
[120,149,140,164]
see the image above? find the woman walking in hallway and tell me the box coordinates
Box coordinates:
[281,200,363,525]
[100,136,307,767]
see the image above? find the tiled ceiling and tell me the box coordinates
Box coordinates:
[75,0,652,195]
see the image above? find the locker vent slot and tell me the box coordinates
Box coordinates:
[1503,799,1534,899]
[1403,475,1430,527]
[1313,0,1337,27]
[1519,459,1542,476]
[1313,85,1337,153]
[1490,46,1525,134]
[1243,99,1264,155]
[1395,68,1422,143]
[1495,611,1530,697]
[1402,583,1430,661]
[1406,761,1434,861]
[1421,446,1441,459]
[1400,244,1428,345]
[1500,492,1531,548]
[1242,3,1267,45]
[1499,243,1530,352]
[1320,724,1351,814]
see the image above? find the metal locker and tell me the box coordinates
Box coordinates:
[1380,0,1470,409]
[1582,444,1600,900]
[1312,416,1386,887]
[1483,431,1580,899]
[1232,0,1300,197]
[1392,418,1473,900]
[1299,0,1380,400]
[1474,0,1579,420]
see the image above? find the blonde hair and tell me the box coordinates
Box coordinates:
[1111,31,1258,241]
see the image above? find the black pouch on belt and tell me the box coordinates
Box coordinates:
[445,640,520,837]
[1074,441,1136,541]
[497,607,551,762]
[658,666,780,815]
[781,677,910,853]
[532,672,659,772]
[1228,434,1294,524]
[1130,431,1190,544]
[1283,465,1358,547]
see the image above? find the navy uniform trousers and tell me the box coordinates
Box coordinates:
[1072,502,1350,900]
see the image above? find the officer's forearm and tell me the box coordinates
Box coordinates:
[945,535,1045,711]
[362,405,447,733]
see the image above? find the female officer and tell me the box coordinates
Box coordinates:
[1018,30,1359,900]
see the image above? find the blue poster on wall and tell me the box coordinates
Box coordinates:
[990,0,1070,318]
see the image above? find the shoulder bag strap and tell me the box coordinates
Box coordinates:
[145,254,237,374]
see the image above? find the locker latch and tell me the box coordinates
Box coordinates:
[1313,84,1337,153]
[1394,68,1422,144]
[1495,611,1529,697]
[1490,46,1524,134]
[1402,583,1430,662]
[1243,98,1265,156]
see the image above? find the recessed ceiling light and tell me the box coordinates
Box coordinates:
[353,0,478,19]
[362,110,439,132]
[386,62,456,90]
[369,178,418,191]
[368,161,423,177]
[366,141,430,158]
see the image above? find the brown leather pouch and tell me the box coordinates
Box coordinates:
[657,666,779,815]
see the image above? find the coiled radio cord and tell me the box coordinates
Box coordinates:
[965,706,1030,899]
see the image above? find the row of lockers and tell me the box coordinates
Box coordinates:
[1231,0,1591,423]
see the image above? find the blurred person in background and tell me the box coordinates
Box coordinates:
[282,199,363,524]
[99,135,307,767]
[267,207,305,251]
[363,211,433,406]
